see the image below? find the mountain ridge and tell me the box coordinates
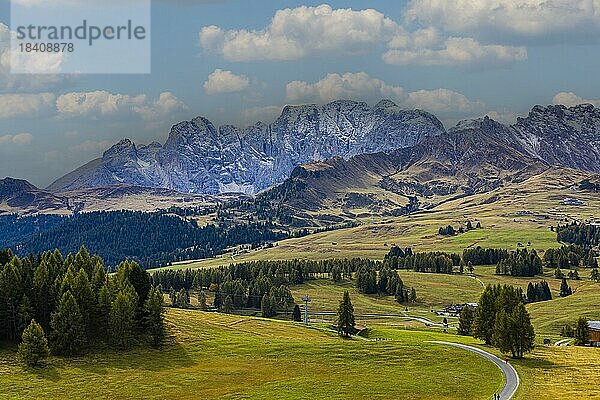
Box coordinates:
[47,99,446,194]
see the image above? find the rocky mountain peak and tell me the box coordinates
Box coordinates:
[49,99,445,195]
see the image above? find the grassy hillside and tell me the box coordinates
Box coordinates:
[153,169,600,272]
[0,309,504,400]
[1,307,599,399]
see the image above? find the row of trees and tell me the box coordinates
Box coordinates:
[495,248,543,277]
[526,281,552,303]
[557,223,600,248]
[438,221,481,236]
[384,249,461,274]
[463,247,510,266]
[355,265,416,303]
[543,244,598,269]
[0,247,166,367]
[459,284,535,359]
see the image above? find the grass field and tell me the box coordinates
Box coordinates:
[0,310,505,400]
[152,170,600,273]
[2,308,599,399]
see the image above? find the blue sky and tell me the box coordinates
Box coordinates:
[1,0,599,187]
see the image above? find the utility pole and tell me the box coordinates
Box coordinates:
[302,294,311,325]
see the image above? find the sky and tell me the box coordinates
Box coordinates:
[1,0,599,187]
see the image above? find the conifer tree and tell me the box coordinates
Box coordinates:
[472,285,497,344]
[336,291,355,338]
[260,294,274,317]
[198,290,207,310]
[109,290,136,349]
[50,291,85,356]
[144,287,165,348]
[222,295,234,314]
[506,303,535,358]
[457,306,474,336]
[574,317,590,346]
[292,304,302,322]
[559,278,572,297]
[17,319,49,368]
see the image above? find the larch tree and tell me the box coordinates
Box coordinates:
[49,291,86,356]
[18,319,49,368]
[336,291,355,338]
[144,287,166,348]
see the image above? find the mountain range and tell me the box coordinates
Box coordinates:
[2,100,600,217]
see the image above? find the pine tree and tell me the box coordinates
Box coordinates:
[292,304,302,322]
[198,290,207,310]
[109,290,136,349]
[409,287,417,303]
[574,317,590,346]
[508,303,535,358]
[49,291,86,356]
[222,295,234,314]
[590,268,600,282]
[457,306,474,336]
[260,294,274,317]
[559,278,572,297]
[336,291,355,338]
[17,319,49,368]
[73,268,94,342]
[144,287,165,348]
[472,285,497,344]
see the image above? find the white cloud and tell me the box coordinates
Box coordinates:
[404,0,600,44]
[284,72,485,117]
[199,4,531,69]
[0,23,69,92]
[241,105,282,124]
[204,69,250,95]
[56,91,187,121]
[404,89,486,114]
[552,92,600,107]
[384,36,526,68]
[0,133,33,146]
[0,93,56,119]
[286,72,406,104]
[200,4,399,61]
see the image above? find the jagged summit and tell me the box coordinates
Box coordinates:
[48,100,446,195]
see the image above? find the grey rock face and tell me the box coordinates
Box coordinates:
[48,100,445,194]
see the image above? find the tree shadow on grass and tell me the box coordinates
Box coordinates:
[74,338,195,376]
[30,363,61,382]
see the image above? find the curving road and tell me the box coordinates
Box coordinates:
[427,341,520,400]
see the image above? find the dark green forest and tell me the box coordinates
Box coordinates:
[2,211,287,269]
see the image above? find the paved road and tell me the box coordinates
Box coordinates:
[307,311,452,328]
[427,341,519,400]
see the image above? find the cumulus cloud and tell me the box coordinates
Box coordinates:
[56,91,188,121]
[384,36,526,68]
[404,89,485,114]
[0,133,33,146]
[284,72,485,117]
[552,92,600,107]
[286,72,405,104]
[404,0,600,44]
[200,4,399,61]
[0,23,69,92]
[204,69,250,95]
[0,93,56,119]
[199,4,530,69]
